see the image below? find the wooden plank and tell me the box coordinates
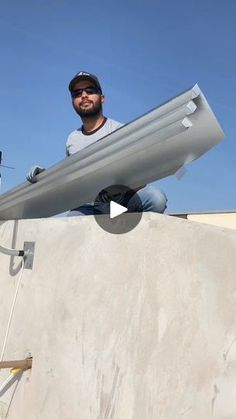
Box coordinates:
[0,358,32,370]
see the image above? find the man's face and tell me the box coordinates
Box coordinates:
[71,80,104,118]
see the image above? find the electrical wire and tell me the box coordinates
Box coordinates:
[0,368,22,393]
[0,374,13,394]
[0,244,24,257]
[0,258,25,365]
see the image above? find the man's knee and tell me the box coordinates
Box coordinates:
[137,186,167,213]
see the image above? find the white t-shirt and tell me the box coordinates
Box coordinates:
[66,117,123,156]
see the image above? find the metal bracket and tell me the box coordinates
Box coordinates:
[23,242,35,270]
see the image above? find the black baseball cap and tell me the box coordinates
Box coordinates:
[68,71,102,93]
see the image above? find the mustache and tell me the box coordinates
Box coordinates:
[81,99,93,104]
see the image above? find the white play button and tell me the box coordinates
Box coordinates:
[110,201,128,219]
[94,185,143,234]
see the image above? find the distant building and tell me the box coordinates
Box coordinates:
[172,210,236,230]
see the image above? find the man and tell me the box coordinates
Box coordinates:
[66,72,123,156]
[27,71,167,215]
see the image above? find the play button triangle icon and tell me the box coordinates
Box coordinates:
[94,184,143,234]
[110,201,128,219]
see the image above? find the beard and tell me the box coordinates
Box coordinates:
[74,98,102,118]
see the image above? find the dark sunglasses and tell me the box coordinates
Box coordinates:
[71,86,101,98]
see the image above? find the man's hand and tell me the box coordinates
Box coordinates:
[96,189,111,203]
[27,166,45,183]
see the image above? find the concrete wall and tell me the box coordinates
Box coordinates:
[0,214,236,418]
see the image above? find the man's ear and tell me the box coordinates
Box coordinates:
[101,94,105,104]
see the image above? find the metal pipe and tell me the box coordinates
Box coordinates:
[0,244,24,257]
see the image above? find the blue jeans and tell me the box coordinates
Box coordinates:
[68,185,167,216]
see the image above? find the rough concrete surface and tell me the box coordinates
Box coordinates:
[0,213,236,419]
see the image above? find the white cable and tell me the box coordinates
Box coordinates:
[0,373,13,393]
[0,258,25,364]
[0,368,22,394]
[0,244,24,257]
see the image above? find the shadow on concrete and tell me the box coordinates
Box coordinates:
[9,220,23,277]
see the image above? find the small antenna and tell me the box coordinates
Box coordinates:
[0,151,2,191]
[0,151,15,192]
[0,151,15,169]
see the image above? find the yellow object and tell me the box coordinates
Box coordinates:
[10,368,22,376]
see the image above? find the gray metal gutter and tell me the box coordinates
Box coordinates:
[169,210,236,216]
[0,84,224,220]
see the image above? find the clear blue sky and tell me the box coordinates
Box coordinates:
[0,0,235,213]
